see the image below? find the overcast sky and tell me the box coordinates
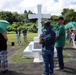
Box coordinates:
[0,0,76,15]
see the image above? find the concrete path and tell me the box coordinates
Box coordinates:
[0,46,76,75]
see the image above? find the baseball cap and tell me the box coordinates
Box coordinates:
[43,21,51,27]
[43,21,53,29]
[56,17,64,21]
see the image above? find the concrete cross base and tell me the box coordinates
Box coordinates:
[34,57,43,62]
[23,37,57,62]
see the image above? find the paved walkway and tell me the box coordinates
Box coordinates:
[0,61,76,75]
[0,46,76,75]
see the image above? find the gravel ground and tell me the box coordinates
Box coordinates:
[0,46,76,75]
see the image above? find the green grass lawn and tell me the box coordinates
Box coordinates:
[7,33,71,63]
[7,33,37,63]
[7,33,37,45]
[11,46,34,62]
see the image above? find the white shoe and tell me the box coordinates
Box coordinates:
[54,67,60,70]
[54,67,64,71]
[42,73,46,75]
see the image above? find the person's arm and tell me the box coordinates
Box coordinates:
[2,32,8,41]
[39,34,44,44]
[55,26,63,41]
[55,29,60,41]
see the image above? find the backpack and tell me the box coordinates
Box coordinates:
[42,30,56,50]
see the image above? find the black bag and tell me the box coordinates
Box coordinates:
[11,42,15,46]
[42,30,56,50]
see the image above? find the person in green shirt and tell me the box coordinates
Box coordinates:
[55,17,65,70]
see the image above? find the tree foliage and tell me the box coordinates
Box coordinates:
[61,8,76,23]
[0,8,76,33]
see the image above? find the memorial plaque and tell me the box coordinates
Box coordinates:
[34,42,42,49]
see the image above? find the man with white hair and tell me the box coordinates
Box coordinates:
[55,17,65,70]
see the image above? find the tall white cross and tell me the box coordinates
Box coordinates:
[28,5,51,37]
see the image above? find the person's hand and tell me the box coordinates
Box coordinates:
[55,36,59,41]
[39,39,43,44]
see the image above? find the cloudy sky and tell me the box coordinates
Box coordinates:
[0,0,76,15]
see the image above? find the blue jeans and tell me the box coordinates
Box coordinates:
[56,47,64,69]
[42,49,54,75]
[16,35,21,45]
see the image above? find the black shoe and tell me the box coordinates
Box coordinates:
[60,68,64,71]
[1,70,8,73]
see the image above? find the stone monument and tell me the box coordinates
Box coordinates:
[23,5,57,62]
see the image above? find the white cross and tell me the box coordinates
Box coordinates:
[28,5,51,37]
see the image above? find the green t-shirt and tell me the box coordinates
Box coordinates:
[42,27,44,32]
[55,25,65,47]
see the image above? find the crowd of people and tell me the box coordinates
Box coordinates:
[0,16,76,75]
